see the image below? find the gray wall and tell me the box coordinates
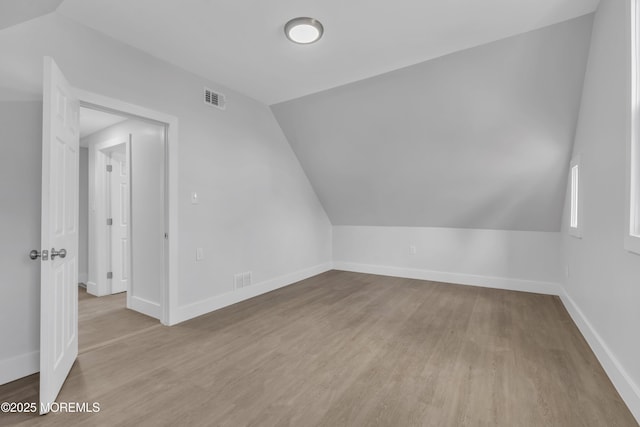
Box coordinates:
[129,121,163,307]
[272,15,593,231]
[0,12,331,383]
[0,101,41,382]
[333,226,562,289]
[78,147,88,284]
[561,0,640,419]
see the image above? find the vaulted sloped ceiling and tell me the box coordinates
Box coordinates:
[272,15,593,231]
[0,0,63,30]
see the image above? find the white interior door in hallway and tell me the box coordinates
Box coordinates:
[109,145,129,294]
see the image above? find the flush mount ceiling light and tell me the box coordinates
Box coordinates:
[284,17,324,44]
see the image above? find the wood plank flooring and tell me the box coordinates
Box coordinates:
[77,287,159,354]
[1,271,636,426]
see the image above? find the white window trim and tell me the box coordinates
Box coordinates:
[569,155,582,239]
[627,0,640,254]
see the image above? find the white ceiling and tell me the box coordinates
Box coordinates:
[79,107,126,140]
[57,0,598,105]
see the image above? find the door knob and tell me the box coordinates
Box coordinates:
[29,249,49,261]
[50,248,67,260]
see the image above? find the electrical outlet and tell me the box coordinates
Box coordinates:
[243,271,252,287]
[234,271,252,289]
[234,273,243,290]
[409,245,417,255]
[196,248,204,261]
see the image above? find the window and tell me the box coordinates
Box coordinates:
[570,163,579,229]
[628,0,640,254]
[569,156,582,238]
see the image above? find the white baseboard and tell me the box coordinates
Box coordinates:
[87,280,113,297]
[560,289,640,423]
[173,262,333,325]
[332,261,561,295]
[129,296,161,320]
[0,351,39,385]
[86,281,99,296]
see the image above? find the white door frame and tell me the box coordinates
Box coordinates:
[75,89,179,326]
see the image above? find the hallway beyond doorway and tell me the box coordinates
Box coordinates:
[78,286,159,354]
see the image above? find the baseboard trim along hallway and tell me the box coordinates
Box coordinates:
[0,351,39,386]
[560,289,640,423]
[332,261,562,295]
[172,262,333,324]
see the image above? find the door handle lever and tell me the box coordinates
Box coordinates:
[50,248,67,260]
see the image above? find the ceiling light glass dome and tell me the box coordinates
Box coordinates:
[285,17,324,44]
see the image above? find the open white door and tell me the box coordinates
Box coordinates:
[39,57,80,414]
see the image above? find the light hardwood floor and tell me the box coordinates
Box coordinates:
[77,287,159,354]
[1,271,637,426]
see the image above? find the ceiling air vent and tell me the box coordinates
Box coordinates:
[204,87,226,110]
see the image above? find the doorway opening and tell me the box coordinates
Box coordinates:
[77,105,167,350]
[38,58,178,411]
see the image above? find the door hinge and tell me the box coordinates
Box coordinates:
[106,164,113,172]
[107,218,113,226]
[107,272,113,279]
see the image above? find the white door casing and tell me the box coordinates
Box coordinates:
[40,57,79,414]
[110,146,129,294]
